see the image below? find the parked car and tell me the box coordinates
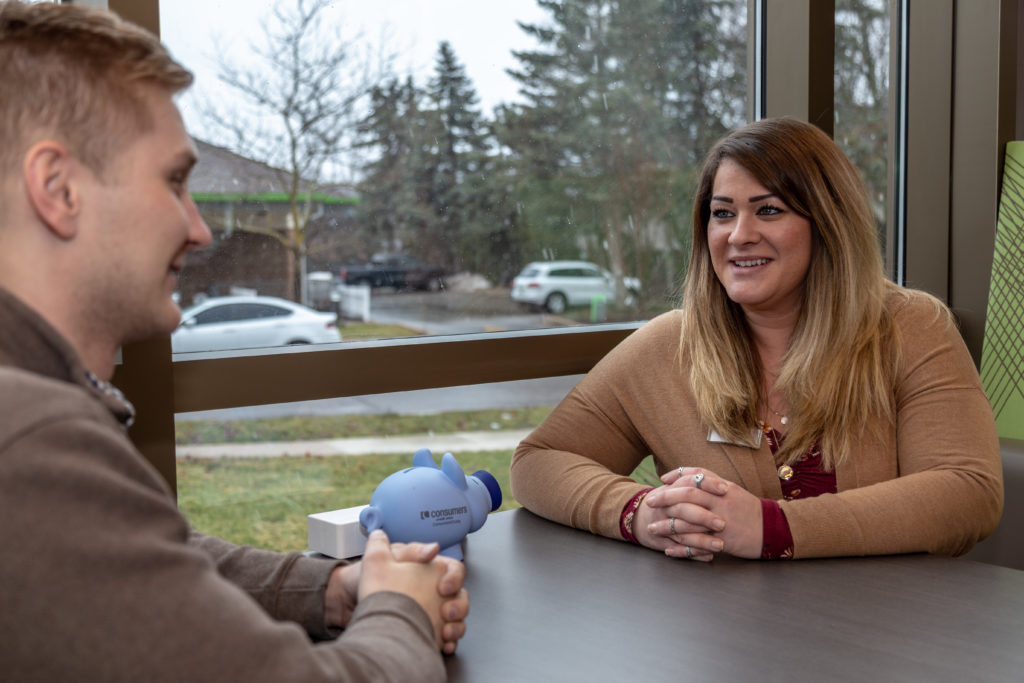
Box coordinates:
[172,295,342,353]
[338,253,446,291]
[510,260,641,314]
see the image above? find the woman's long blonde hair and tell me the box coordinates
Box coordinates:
[680,117,902,469]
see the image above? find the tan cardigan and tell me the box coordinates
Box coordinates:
[510,291,1003,558]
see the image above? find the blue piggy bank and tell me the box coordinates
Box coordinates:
[359,449,502,560]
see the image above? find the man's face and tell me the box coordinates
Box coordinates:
[77,89,211,346]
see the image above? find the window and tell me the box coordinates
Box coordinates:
[155,0,751,549]
[160,0,749,353]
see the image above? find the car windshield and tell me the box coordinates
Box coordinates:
[519,268,539,278]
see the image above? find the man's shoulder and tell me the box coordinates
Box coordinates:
[0,364,94,403]
[0,365,114,436]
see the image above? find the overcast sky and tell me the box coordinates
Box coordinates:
[160,0,548,139]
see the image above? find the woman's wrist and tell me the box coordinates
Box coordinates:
[620,487,655,544]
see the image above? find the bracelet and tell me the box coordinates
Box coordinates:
[620,487,655,544]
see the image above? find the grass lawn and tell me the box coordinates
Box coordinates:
[178,450,521,552]
[177,407,662,552]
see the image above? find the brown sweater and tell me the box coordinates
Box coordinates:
[0,288,444,682]
[511,290,1003,558]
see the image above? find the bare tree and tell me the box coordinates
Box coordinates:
[203,0,393,303]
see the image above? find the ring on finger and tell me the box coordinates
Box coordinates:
[685,545,693,560]
[677,466,684,479]
[669,517,677,535]
[694,472,705,490]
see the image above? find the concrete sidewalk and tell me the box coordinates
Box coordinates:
[176,429,532,458]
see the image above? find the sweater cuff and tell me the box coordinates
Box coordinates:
[760,499,794,559]
[278,553,349,639]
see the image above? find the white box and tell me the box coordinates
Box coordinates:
[307,505,369,559]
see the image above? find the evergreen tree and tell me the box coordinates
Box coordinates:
[499,0,746,303]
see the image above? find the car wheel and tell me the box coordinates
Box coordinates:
[545,292,568,315]
[426,276,444,292]
[624,289,639,307]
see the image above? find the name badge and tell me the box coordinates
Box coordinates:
[707,427,763,448]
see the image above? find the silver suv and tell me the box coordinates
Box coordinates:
[510,260,640,314]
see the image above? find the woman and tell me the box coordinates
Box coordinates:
[509,117,1003,561]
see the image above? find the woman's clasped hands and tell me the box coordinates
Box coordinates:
[637,467,764,561]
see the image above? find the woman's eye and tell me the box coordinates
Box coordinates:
[757,204,783,215]
[711,208,733,219]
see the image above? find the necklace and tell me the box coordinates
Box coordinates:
[769,408,788,426]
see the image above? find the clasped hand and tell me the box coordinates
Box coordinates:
[635,467,763,561]
[326,530,469,654]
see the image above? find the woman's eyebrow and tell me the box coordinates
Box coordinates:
[710,193,777,203]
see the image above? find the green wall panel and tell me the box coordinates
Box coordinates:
[981,141,1024,439]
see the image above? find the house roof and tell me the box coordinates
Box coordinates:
[189,139,357,204]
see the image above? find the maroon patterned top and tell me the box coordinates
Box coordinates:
[760,425,837,558]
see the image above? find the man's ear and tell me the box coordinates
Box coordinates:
[22,140,84,241]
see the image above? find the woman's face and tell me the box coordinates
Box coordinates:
[707,158,813,320]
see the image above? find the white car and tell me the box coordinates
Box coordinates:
[510,260,641,314]
[172,295,342,353]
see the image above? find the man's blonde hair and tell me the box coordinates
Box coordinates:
[0,1,193,176]
[680,117,923,469]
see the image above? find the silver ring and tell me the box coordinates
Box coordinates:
[669,517,677,535]
[694,472,705,490]
[677,467,684,479]
[685,545,693,559]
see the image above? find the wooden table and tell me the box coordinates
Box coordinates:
[446,509,1024,682]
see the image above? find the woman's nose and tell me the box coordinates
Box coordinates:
[728,212,761,245]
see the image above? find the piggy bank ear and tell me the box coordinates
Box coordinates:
[441,452,467,489]
[412,448,438,469]
[359,506,383,535]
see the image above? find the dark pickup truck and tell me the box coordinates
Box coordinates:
[338,254,446,291]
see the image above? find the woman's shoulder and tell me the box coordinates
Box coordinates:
[627,309,684,344]
[884,285,971,373]
[599,310,684,365]
[885,285,953,330]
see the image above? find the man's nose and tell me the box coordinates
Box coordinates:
[186,197,212,250]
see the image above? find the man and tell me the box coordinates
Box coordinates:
[0,2,467,681]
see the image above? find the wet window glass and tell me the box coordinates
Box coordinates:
[834,0,891,259]
[160,0,749,353]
